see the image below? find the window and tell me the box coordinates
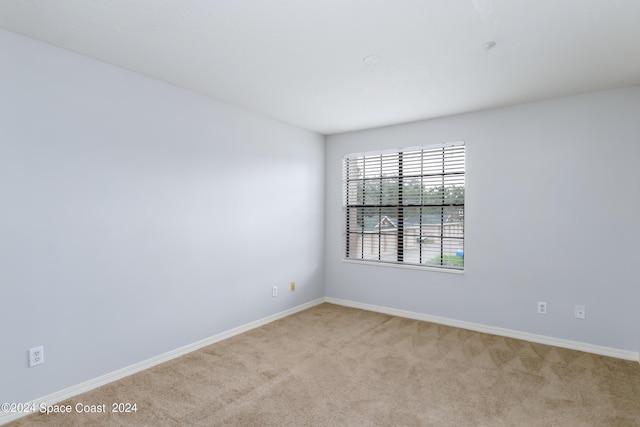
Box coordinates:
[343,142,465,270]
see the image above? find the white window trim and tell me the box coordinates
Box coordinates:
[342,141,465,271]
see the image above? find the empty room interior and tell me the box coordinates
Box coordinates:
[1,1,639,425]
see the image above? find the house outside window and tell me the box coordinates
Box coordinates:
[343,142,465,271]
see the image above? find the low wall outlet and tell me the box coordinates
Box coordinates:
[537,301,547,315]
[272,286,278,297]
[290,281,296,292]
[575,305,586,319]
[29,346,44,367]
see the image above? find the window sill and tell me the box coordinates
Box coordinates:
[341,259,464,274]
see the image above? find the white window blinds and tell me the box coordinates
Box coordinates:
[343,142,465,270]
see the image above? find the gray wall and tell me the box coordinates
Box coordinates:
[325,87,640,353]
[0,30,325,403]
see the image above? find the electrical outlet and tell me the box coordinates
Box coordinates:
[29,346,44,367]
[290,281,296,292]
[575,305,586,319]
[537,301,547,315]
[272,286,278,297]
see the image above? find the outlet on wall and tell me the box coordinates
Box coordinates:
[575,305,586,319]
[537,301,547,315]
[29,346,44,367]
[272,286,278,297]
[290,281,296,292]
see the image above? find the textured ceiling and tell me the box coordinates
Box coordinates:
[1,0,639,134]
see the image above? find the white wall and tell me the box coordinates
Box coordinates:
[0,30,325,403]
[325,87,640,353]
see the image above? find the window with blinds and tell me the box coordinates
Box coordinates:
[343,142,465,270]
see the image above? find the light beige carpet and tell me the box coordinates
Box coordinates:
[8,303,640,426]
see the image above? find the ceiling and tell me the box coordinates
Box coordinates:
[1,0,639,135]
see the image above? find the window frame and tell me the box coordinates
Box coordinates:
[342,141,465,272]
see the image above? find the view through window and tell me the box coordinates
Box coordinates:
[343,142,465,270]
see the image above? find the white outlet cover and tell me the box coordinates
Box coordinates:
[537,301,547,314]
[575,305,586,319]
[29,346,44,367]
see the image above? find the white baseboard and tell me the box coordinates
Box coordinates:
[0,298,325,426]
[325,297,640,362]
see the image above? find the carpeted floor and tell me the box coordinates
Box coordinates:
[7,303,640,426]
